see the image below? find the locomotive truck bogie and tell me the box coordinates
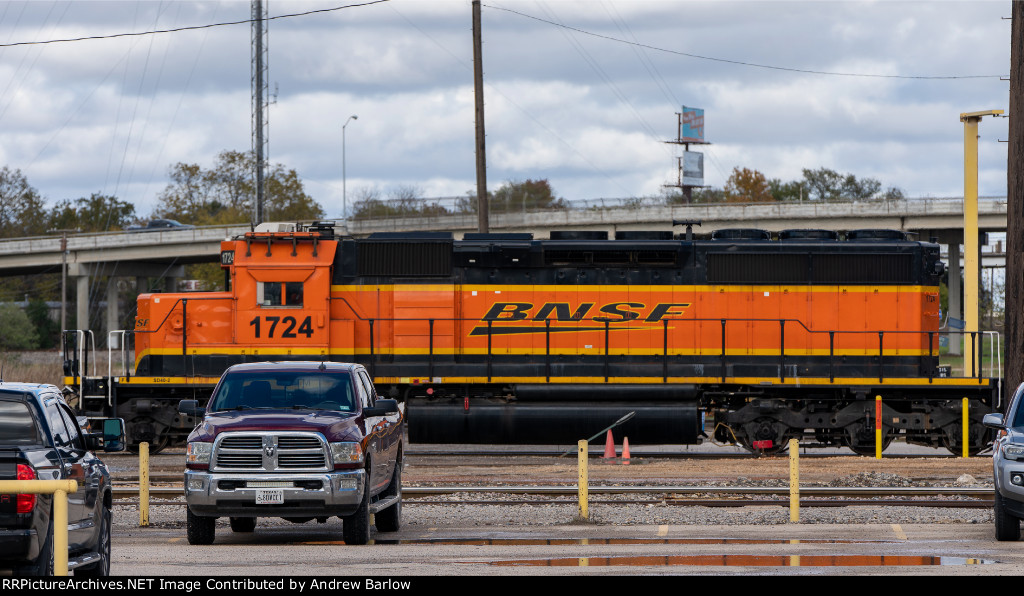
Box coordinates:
[62,223,998,454]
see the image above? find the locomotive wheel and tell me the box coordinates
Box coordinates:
[739,418,789,455]
[940,423,987,456]
[845,423,894,456]
[126,417,172,454]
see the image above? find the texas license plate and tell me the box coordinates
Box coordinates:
[255,489,284,505]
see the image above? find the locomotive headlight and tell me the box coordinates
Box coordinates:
[186,441,212,466]
[330,442,364,466]
[1004,444,1024,461]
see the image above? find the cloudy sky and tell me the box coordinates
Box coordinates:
[0,0,1011,222]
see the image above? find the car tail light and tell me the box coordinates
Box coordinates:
[16,464,35,514]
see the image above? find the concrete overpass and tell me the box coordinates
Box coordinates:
[0,197,1006,342]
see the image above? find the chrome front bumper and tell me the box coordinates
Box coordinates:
[184,468,365,518]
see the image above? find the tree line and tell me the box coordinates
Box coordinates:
[0,151,324,349]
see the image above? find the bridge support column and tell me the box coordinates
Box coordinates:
[107,277,120,348]
[75,275,89,336]
[949,241,962,356]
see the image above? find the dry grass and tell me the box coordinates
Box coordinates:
[0,351,111,387]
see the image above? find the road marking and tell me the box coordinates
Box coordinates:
[891,524,907,540]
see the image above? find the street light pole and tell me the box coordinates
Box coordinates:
[343,115,358,219]
[960,109,1003,377]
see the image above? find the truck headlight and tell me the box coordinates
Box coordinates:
[1004,444,1024,460]
[330,442,363,465]
[186,441,212,465]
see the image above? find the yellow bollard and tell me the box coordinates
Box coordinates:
[139,441,149,527]
[0,479,78,576]
[578,439,589,520]
[789,438,799,523]
[962,398,970,459]
[54,488,68,575]
[875,395,883,459]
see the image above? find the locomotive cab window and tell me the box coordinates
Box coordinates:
[258,281,303,307]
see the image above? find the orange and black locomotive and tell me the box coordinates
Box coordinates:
[65,222,998,454]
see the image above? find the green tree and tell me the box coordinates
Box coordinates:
[26,298,59,349]
[0,303,38,350]
[799,167,900,201]
[457,179,567,214]
[0,167,47,239]
[48,193,136,233]
[153,150,324,225]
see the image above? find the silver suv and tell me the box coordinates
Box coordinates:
[983,382,1024,541]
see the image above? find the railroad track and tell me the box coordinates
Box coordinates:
[111,483,995,508]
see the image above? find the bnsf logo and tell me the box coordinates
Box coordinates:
[482,301,691,322]
[470,302,691,336]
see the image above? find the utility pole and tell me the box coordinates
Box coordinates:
[47,228,78,340]
[252,0,269,226]
[1006,0,1024,408]
[472,0,489,233]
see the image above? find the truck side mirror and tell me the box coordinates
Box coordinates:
[102,418,126,452]
[363,398,399,417]
[178,400,205,418]
[983,412,1006,430]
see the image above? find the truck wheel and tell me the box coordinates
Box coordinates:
[229,517,257,533]
[995,492,1021,541]
[342,472,371,545]
[15,515,53,576]
[186,508,216,545]
[375,457,402,533]
[77,506,111,576]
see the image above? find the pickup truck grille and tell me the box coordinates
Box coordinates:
[213,432,329,472]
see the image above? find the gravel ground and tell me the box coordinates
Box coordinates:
[111,449,998,532]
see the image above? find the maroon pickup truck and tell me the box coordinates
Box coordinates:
[178,361,403,545]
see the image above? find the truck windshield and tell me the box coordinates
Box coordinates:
[208,372,355,413]
[0,399,41,445]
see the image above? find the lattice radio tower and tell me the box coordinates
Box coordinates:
[252,0,269,225]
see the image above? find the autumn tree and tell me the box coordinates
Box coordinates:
[724,167,774,203]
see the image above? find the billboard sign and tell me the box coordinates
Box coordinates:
[680,106,704,142]
[682,151,703,187]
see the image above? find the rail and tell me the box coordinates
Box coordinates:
[0,479,79,576]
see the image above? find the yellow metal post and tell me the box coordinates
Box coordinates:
[0,479,78,576]
[962,397,970,458]
[789,438,799,522]
[578,439,589,520]
[875,395,883,459]
[960,109,1003,377]
[139,441,149,526]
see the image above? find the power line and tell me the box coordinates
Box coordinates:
[0,0,391,49]
[486,3,1007,81]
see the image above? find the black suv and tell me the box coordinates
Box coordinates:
[0,383,125,575]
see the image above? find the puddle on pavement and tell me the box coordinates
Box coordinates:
[302,537,891,546]
[481,555,996,567]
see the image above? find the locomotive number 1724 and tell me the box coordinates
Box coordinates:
[248,315,314,339]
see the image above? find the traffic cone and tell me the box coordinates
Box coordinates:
[621,437,631,465]
[603,430,617,458]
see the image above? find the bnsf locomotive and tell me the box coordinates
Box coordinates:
[63,222,998,454]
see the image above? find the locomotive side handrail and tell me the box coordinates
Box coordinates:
[324,312,998,385]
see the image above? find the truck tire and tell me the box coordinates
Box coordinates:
[15,515,53,576]
[342,471,371,545]
[77,506,111,576]
[375,457,402,533]
[187,508,216,545]
[230,517,257,533]
[995,492,1021,541]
